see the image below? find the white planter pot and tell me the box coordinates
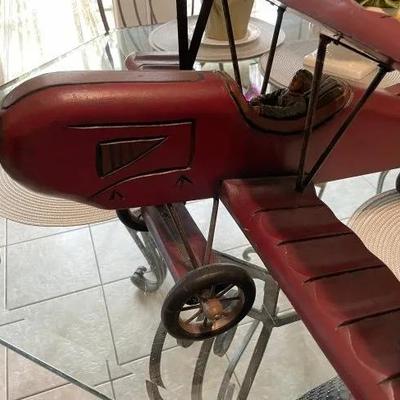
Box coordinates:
[205,0,254,41]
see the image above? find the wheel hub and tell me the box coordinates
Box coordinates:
[202,298,225,322]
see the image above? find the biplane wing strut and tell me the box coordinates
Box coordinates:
[175,0,244,85]
[296,35,391,191]
[176,0,214,70]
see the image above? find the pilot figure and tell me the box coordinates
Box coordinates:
[250,69,313,119]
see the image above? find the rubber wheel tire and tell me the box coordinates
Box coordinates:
[161,263,256,341]
[116,209,148,232]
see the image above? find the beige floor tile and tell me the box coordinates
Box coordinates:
[90,221,148,283]
[0,347,5,400]
[0,247,6,310]
[113,341,234,400]
[0,247,26,325]
[8,349,66,400]
[186,200,250,251]
[6,221,86,246]
[89,217,118,228]
[225,245,264,268]
[225,245,294,319]
[102,359,140,387]
[0,288,114,387]
[0,220,6,248]
[103,277,176,365]
[364,169,400,193]
[227,321,336,400]
[23,382,113,400]
[6,228,100,309]
[321,176,377,220]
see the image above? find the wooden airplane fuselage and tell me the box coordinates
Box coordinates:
[1,69,400,209]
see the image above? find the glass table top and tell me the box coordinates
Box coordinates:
[0,10,342,400]
[0,5,316,98]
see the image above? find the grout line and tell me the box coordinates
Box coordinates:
[103,275,141,288]
[219,243,252,254]
[236,320,255,329]
[11,370,129,400]
[117,343,182,369]
[3,273,139,313]
[224,353,242,394]
[89,218,117,229]
[0,319,24,328]
[105,360,117,400]
[7,284,101,312]
[94,371,134,388]
[6,225,89,248]
[107,338,177,368]
[88,226,121,366]
[0,339,110,400]
[363,175,379,191]
[5,347,8,400]
[15,382,70,400]
[118,345,174,367]
[232,369,242,392]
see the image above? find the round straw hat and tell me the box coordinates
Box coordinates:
[349,190,400,281]
[0,166,115,227]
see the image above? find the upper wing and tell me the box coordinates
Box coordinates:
[280,0,400,68]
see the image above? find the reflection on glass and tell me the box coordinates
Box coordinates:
[0,0,104,84]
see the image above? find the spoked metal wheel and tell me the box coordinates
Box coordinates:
[162,263,256,341]
[116,208,148,232]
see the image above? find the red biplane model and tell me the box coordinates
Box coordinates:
[1,1,400,399]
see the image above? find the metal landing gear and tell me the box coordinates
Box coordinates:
[116,208,147,232]
[116,197,356,400]
[116,199,299,399]
[117,208,168,293]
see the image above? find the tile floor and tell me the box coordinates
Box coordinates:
[0,170,396,400]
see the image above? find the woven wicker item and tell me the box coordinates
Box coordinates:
[297,376,351,400]
[349,190,400,281]
[0,166,115,227]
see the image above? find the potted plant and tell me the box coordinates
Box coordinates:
[205,0,254,42]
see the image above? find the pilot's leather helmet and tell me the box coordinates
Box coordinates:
[289,69,313,94]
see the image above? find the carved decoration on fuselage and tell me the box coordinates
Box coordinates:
[176,175,193,188]
[97,137,166,177]
[109,189,125,201]
[90,121,195,205]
